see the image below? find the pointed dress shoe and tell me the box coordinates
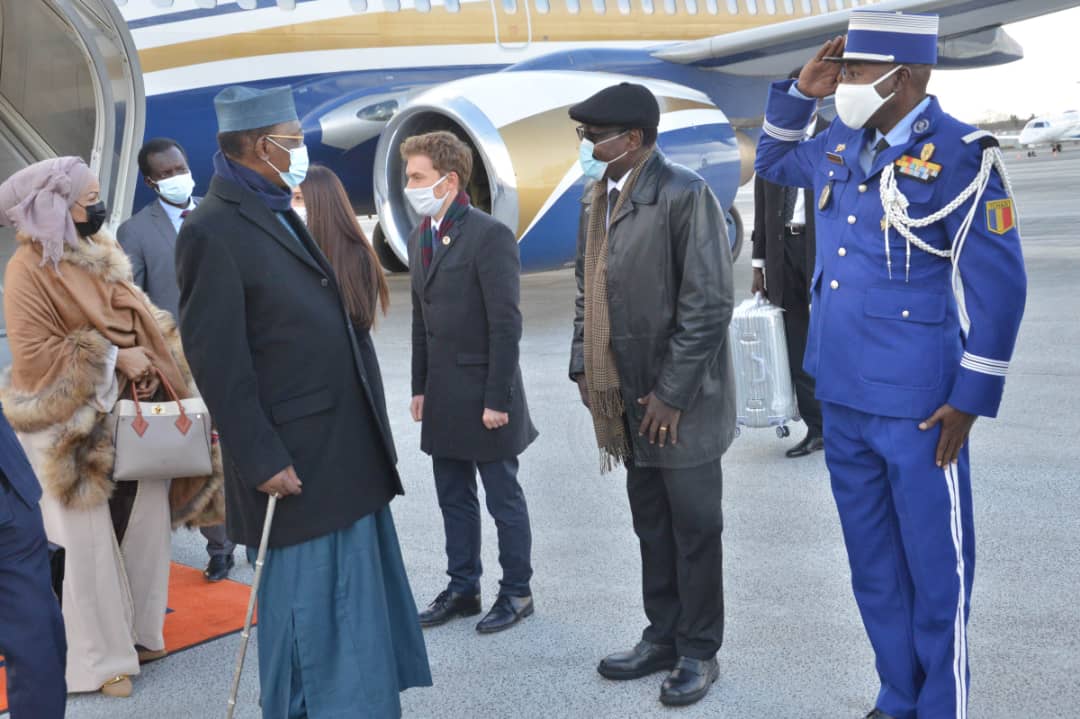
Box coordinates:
[476,594,534,634]
[418,589,482,628]
[597,640,678,680]
[785,433,825,458]
[204,554,234,582]
[660,656,720,706]
[864,711,897,719]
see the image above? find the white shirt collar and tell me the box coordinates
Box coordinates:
[607,170,632,195]
[159,196,195,225]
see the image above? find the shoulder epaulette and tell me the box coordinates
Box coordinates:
[961,130,999,149]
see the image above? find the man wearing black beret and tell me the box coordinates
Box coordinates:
[567,82,736,708]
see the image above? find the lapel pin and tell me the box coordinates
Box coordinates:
[920,143,936,162]
[835,143,846,152]
[818,183,832,211]
[442,236,451,246]
[913,118,930,134]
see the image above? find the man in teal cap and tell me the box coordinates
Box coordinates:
[175,85,432,718]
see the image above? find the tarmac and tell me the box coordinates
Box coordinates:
[61,149,1079,719]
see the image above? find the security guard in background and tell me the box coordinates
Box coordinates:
[756,11,1026,719]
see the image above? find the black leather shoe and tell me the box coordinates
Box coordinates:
[785,433,825,458]
[204,554,234,582]
[476,594,533,634]
[660,656,720,707]
[864,711,896,719]
[418,590,482,628]
[598,640,677,680]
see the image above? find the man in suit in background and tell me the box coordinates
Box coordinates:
[0,410,66,718]
[117,138,236,581]
[405,131,538,634]
[750,70,825,458]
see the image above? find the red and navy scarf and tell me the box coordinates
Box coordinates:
[421,191,471,269]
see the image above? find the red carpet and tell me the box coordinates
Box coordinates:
[0,562,254,713]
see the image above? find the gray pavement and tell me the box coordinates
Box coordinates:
[62,150,1080,718]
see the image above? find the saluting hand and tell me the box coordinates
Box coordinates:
[919,404,977,468]
[797,36,845,99]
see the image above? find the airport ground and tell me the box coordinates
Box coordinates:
[63,149,1080,718]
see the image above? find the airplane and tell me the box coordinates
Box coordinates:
[1018,109,1080,155]
[2,0,1079,285]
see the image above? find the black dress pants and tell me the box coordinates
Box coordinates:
[781,230,823,436]
[627,457,724,660]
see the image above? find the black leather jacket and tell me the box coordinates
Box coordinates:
[570,150,736,469]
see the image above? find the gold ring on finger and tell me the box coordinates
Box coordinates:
[659,426,669,432]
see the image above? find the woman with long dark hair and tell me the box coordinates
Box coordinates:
[295,164,389,329]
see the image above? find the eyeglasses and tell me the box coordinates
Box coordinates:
[265,134,304,149]
[575,125,627,143]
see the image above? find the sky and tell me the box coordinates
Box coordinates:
[927,7,1080,123]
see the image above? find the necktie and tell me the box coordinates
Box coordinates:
[873,137,890,159]
[608,188,620,227]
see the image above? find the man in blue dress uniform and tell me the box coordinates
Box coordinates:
[755,11,1026,719]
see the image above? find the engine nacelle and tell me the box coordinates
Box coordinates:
[374,71,742,271]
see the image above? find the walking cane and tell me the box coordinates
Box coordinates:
[226,492,279,719]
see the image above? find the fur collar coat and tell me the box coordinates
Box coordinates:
[1,230,223,527]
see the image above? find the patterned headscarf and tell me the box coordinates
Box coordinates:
[0,156,97,268]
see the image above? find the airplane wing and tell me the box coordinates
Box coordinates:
[653,0,1080,75]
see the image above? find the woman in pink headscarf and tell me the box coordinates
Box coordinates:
[0,157,223,698]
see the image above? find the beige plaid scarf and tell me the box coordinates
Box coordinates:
[583,149,652,471]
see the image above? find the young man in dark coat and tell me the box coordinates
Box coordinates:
[175,85,430,716]
[405,131,538,634]
[568,83,735,708]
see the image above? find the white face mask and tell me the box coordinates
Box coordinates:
[154,172,195,205]
[265,138,310,189]
[404,175,449,217]
[834,65,904,130]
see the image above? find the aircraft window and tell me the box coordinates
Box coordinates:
[705,0,719,13]
[535,0,551,12]
[617,0,632,13]
[685,0,698,13]
[641,0,655,13]
[350,0,368,10]
[416,0,431,11]
[817,0,827,11]
[727,0,738,12]
[505,0,518,11]
[783,0,794,12]
[383,0,400,10]
[832,0,843,8]
[764,0,776,12]
[800,0,811,12]
[744,0,757,14]
[276,0,297,10]
[237,0,258,9]
[592,0,605,13]
[445,0,460,10]
[663,0,677,13]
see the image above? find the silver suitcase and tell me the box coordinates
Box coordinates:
[728,295,799,438]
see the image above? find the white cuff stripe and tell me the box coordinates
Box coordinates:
[962,130,992,144]
[762,119,807,142]
[960,352,1009,376]
[751,259,765,269]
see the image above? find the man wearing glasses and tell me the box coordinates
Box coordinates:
[567,83,736,708]
[175,85,431,715]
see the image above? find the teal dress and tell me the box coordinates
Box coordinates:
[256,505,432,718]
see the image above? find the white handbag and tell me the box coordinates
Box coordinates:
[109,369,213,482]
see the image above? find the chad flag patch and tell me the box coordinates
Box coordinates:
[985,198,1016,235]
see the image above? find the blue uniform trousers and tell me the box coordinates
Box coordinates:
[0,477,67,719]
[433,457,533,598]
[822,401,974,719]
